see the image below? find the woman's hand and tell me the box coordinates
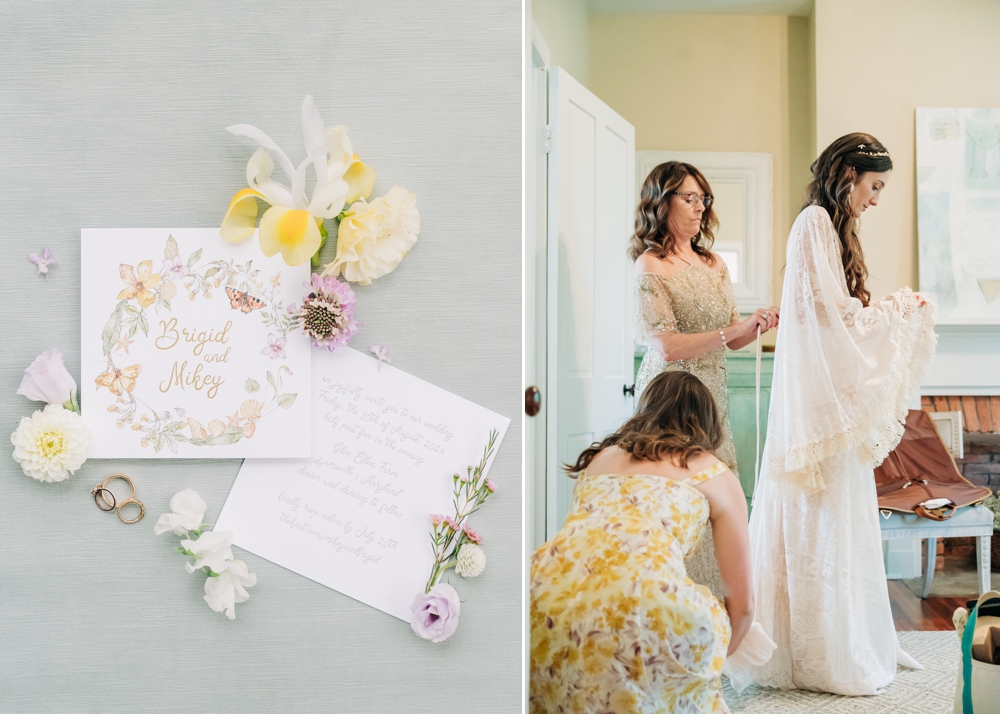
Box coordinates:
[915,293,928,308]
[740,307,779,338]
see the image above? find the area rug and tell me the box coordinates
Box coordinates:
[903,567,986,599]
[722,631,960,713]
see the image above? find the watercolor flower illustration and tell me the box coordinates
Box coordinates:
[261,333,287,360]
[117,260,162,309]
[28,247,55,277]
[220,96,375,267]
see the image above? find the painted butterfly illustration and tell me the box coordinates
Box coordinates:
[225,286,265,314]
[95,364,142,396]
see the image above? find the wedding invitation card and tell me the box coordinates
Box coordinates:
[81,229,311,458]
[215,346,510,621]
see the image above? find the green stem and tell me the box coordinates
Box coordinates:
[63,390,81,415]
[310,220,329,269]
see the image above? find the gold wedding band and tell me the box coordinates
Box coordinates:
[117,497,145,524]
[91,474,144,524]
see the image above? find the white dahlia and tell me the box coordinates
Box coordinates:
[455,543,486,579]
[11,404,91,482]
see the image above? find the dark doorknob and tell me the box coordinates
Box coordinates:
[525,386,542,416]
[623,383,635,397]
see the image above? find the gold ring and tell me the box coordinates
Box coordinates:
[117,497,145,524]
[91,485,117,512]
[98,473,137,508]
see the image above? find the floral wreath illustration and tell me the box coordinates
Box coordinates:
[96,234,298,452]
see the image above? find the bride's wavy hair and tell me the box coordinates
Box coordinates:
[804,132,893,307]
[566,371,723,474]
[628,161,719,263]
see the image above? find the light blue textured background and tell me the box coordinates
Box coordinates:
[0,2,522,712]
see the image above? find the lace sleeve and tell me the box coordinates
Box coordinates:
[634,274,678,336]
[762,205,937,492]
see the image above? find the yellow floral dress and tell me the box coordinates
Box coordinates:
[530,462,732,714]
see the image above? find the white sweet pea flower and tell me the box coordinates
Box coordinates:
[154,489,208,536]
[204,559,257,620]
[220,96,375,267]
[181,530,234,574]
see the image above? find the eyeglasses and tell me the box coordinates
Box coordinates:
[672,191,713,209]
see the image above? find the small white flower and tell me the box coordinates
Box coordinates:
[181,530,234,574]
[455,543,486,578]
[10,404,90,482]
[154,489,208,536]
[323,186,420,285]
[204,559,257,620]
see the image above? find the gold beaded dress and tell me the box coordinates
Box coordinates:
[634,262,741,600]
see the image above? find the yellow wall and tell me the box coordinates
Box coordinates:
[588,14,814,320]
[532,0,590,87]
[814,0,1000,300]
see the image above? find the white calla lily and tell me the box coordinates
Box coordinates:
[221,96,375,267]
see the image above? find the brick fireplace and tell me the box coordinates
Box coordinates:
[920,395,1000,570]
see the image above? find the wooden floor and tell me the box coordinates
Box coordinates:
[888,579,969,631]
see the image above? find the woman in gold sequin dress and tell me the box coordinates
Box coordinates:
[630,162,779,599]
[530,371,756,713]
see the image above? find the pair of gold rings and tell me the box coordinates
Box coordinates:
[91,474,145,524]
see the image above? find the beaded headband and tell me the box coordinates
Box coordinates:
[856,143,891,158]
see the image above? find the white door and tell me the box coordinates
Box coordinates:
[546,67,636,537]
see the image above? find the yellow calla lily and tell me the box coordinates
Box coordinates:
[222,96,376,267]
[258,206,323,268]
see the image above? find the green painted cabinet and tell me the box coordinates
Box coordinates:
[633,349,774,507]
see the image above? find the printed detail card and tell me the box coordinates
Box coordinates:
[214,346,510,621]
[81,229,311,458]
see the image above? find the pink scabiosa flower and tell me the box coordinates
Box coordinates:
[293,273,360,351]
[462,523,482,545]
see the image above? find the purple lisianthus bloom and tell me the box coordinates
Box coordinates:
[410,583,461,643]
[293,273,360,351]
[17,349,79,410]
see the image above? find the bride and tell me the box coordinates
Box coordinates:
[747,133,936,695]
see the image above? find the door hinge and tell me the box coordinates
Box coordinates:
[543,125,552,154]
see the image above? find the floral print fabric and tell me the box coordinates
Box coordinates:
[530,463,732,714]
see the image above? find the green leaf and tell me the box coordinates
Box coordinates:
[124,305,140,317]
[166,436,178,454]
[187,248,203,268]
[139,314,149,336]
[266,371,276,389]
[245,378,260,393]
[204,266,221,279]
[101,301,126,356]
[165,235,179,260]
[161,298,171,311]
[277,393,297,409]
[154,434,165,452]
[128,323,137,338]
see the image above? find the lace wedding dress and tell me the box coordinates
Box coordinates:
[635,263,741,602]
[748,205,936,695]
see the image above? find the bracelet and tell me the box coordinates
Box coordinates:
[719,329,727,346]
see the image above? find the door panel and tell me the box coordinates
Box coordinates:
[547,68,636,537]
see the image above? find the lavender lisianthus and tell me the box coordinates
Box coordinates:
[293,273,360,351]
[17,349,79,411]
[410,583,461,643]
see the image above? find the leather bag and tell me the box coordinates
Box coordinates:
[874,410,991,521]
